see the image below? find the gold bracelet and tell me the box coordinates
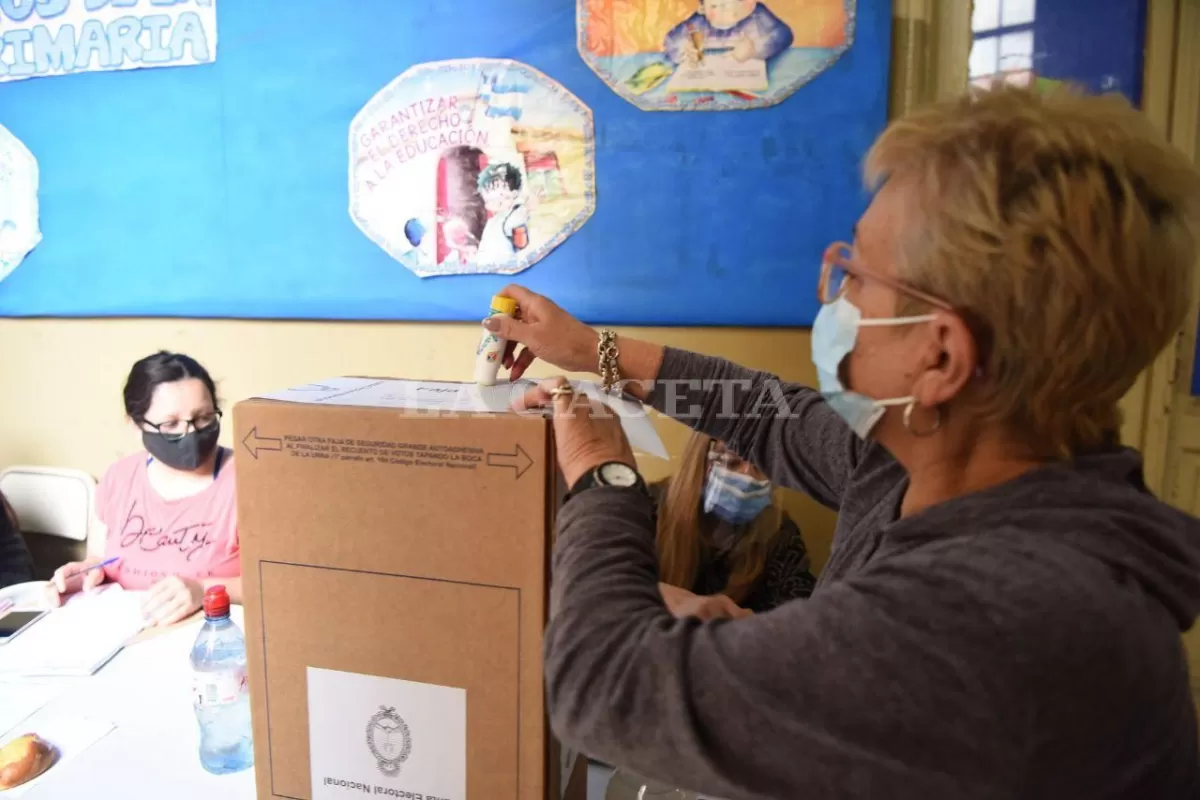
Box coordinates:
[597,329,620,394]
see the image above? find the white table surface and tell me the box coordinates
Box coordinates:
[0,605,628,799]
[1,607,257,799]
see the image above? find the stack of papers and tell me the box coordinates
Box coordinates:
[0,587,145,678]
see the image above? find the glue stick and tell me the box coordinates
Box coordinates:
[475,294,519,386]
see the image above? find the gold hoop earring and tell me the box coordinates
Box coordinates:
[903,401,942,437]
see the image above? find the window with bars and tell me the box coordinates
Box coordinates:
[969,0,1037,88]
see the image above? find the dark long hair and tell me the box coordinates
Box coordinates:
[123,351,218,422]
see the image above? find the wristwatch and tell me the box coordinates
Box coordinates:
[567,461,649,499]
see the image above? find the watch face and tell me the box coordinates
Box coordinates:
[598,462,638,487]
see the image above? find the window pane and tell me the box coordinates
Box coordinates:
[969,35,1000,79]
[1001,0,1037,27]
[972,0,1001,32]
[998,30,1034,73]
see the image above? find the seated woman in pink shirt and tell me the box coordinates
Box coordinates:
[49,351,239,627]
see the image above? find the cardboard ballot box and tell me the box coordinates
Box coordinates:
[234,377,588,800]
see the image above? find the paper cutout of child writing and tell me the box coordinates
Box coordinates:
[663,0,794,94]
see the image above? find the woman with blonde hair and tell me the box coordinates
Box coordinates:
[489,84,1200,798]
[654,432,814,620]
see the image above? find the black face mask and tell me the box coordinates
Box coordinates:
[143,423,221,471]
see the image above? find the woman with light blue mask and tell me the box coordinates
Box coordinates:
[487,86,1200,798]
[652,433,815,621]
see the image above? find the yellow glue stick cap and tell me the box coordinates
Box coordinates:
[490,295,518,316]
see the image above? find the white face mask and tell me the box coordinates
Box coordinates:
[811,295,935,438]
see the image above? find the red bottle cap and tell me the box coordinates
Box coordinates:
[203,585,230,618]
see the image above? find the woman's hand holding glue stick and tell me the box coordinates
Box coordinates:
[475,294,519,386]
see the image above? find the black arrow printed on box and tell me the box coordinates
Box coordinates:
[287,383,339,392]
[486,445,533,479]
[242,427,282,459]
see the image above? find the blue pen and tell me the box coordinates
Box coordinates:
[64,556,120,581]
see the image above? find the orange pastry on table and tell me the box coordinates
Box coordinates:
[0,734,56,790]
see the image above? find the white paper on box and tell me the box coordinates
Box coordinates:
[257,377,669,459]
[308,666,466,800]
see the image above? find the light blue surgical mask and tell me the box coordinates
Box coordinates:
[703,465,773,525]
[811,295,935,438]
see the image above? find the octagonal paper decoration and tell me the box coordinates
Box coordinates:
[578,0,855,112]
[0,125,41,283]
[349,59,596,278]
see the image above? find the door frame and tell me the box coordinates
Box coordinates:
[1129,0,1200,495]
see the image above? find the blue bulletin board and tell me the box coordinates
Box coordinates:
[1031,0,1146,105]
[0,0,890,326]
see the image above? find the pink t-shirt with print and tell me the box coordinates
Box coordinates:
[95,449,239,590]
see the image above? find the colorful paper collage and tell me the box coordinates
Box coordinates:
[349,59,596,278]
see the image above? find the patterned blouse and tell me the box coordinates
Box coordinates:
[650,481,817,612]
[691,514,817,612]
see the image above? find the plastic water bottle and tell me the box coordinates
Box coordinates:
[190,585,254,775]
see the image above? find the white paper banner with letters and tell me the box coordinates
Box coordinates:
[0,0,217,83]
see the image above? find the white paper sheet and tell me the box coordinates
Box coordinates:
[308,667,466,800]
[259,377,526,413]
[0,685,62,739]
[0,582,52,613]
[570,380,670,460]
[257,377,669,459]
[0,587,145,678]
[18,721,255,800]
[0,714,115,797]
[664,54,769,94]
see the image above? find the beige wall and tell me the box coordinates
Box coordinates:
[0,318,840,572]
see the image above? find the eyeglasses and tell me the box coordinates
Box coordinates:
[820,241,994,371]
[141,410,222,442]
[707,444,748,472]
[819,242,954,309]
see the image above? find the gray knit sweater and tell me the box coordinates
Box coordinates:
[543,347,1200,800]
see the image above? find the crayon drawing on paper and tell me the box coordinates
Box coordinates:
[579,0,855,111]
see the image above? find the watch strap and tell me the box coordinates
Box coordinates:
[566,462,648,500]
